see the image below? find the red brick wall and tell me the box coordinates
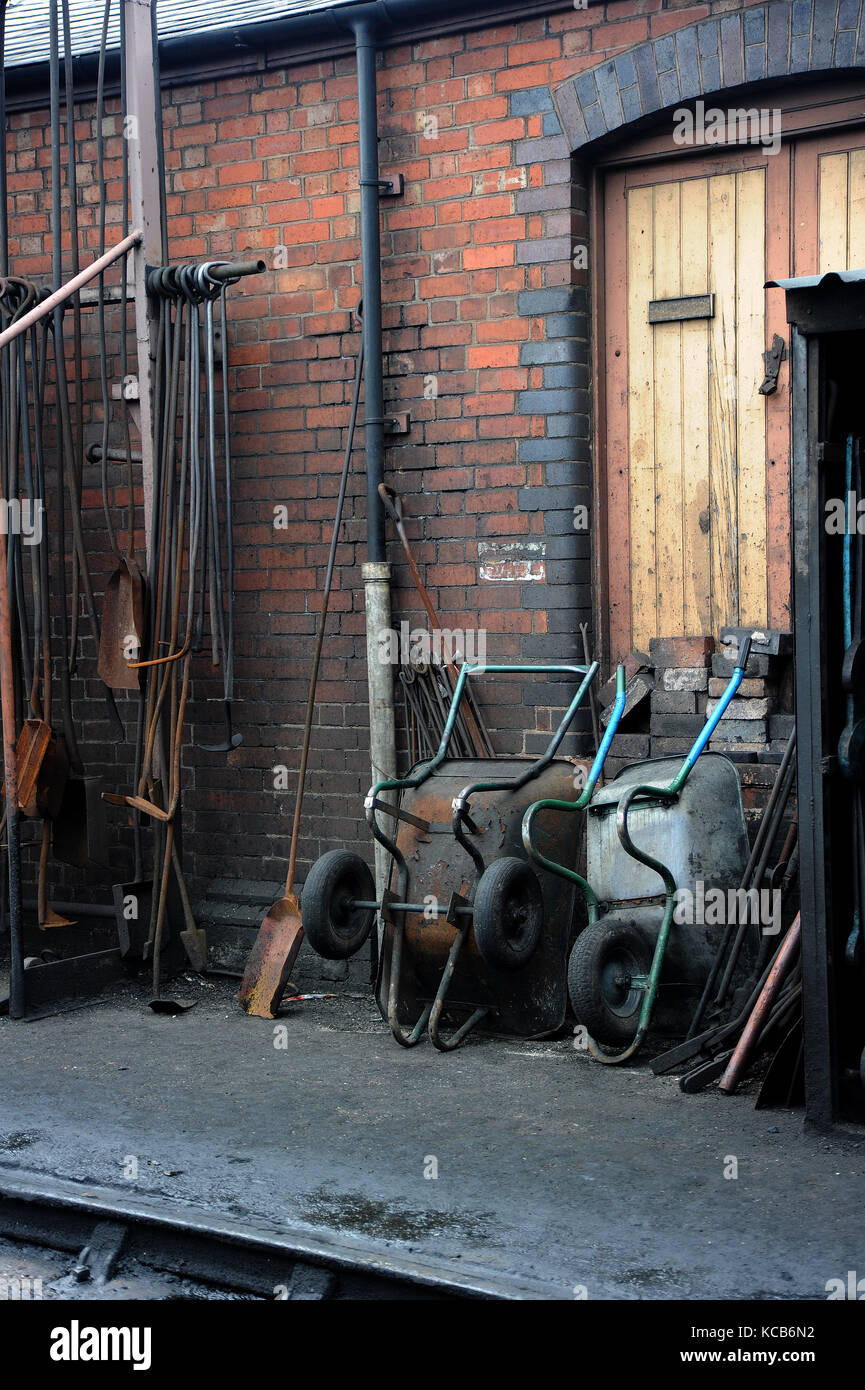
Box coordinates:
[3,0,762,897]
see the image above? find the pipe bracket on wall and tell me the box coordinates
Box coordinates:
[384,412,410,435]
[359,173,405,196]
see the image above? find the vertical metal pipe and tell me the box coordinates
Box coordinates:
[354,15,385,564]
[363,560,396,898]
[353,13,396,905]
[123,0,163,568]
[0,0,21,1008]
[0,523,23,1018]
[0,0,8,278]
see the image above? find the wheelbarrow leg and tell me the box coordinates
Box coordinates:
[387,911,432,1048]
[587,892,675,1065]
[367,795,431,1046]
[428,920,488,1052]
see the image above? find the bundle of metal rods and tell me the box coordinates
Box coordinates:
[104,258,262,997]
[651,725,800,1093]
[399,654,493,765]
[0,0,135,977]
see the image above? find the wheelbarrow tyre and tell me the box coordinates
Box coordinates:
[301,850,376,960]
[473,856,543,970]
[568,920,650,1046]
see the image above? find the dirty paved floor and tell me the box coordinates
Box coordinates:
[1,974,863,1300]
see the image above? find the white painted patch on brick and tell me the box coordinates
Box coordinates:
[472,168,528,196]
[307,103,336,126]
[480,558,545,582]
[478,540,546,583]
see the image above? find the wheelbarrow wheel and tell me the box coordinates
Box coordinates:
[301,850,376,960]
[568,920,650,1046]
[473,856,543,970]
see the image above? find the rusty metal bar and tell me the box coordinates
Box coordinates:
[718,914,801,1095]
[0,231,142,352]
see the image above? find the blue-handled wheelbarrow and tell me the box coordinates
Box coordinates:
[523,636,756,1063]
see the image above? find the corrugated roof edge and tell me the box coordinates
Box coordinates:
[1,0,362,71]
[765,270,865,289]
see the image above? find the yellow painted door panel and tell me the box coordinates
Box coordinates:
[625,168,767,649]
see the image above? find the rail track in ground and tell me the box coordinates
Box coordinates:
[0,1168,553,1301]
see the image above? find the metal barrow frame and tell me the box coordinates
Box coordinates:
[522,635,753,1064]
[359,662,599,1050]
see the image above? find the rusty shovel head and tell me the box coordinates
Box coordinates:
[5,728,69,820]
[98,555,146,691]
[15,719,51,816]
[237,892,304,1018]
[39,906,76,930]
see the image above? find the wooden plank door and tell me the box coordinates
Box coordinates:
[792,128,865,275]
[603,148,791,662]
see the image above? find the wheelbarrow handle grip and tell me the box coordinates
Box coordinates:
[735,634,752,670]
[614,783,679,905]
[579,664,626,805]
[377,482,403,527]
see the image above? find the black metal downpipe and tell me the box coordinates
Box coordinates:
[353,12,385,564]
[350,7,397,904]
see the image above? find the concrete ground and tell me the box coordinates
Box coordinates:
[1,973,863,1300]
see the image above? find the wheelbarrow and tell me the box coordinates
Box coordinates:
[302,660,626,1051]
[522,635,756,1064]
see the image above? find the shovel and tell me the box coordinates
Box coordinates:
[11,719,50,816]
[96,438,146,691]
[98,554,146,690]
[239,337,364,1018]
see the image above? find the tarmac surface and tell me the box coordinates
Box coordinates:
[1,973,863,1300]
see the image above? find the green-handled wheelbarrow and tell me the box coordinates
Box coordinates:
[302,659,626,1051]
[523,636,756,1063]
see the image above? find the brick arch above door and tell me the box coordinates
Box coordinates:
[551,1,863,154]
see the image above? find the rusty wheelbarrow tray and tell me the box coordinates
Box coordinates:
[302,661,602,1051]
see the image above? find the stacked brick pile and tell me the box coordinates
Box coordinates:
[600,631,794,838]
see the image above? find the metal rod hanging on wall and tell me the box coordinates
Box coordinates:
[0,232,142,351]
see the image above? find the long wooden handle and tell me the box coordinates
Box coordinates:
[284,340,365,897]
[377,483,490,756]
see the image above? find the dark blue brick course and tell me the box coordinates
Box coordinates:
[519,340,576,367]
[518,438,578,463]
[542,110,562,137]
[517,288,580,315]
[745,9,766,43]
[595,62,623,128]
[510,86,554,116]
[551,2,857,155]
[676,27,701,100]
[545,313,585,339]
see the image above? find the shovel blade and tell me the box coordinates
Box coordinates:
[238,896,304,1019]
[39,908,77,930]
[180,927,208,974]
[98,561,145,691]
[112,879,153,958]
[149,997,197,1014]
[16,720,52,816]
